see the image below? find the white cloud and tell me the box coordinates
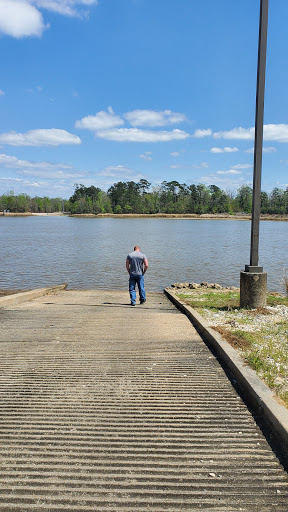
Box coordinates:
[0,153,73,170]
[97,165,145,181]
[97,165,134,177]
[0,176,43,188]
[193,129,212,138]
[139,152,152,161]
[213,127,254,140]
[170,162,208,170]
[18,169,86,179]
[76,107,188,134]
[194,162,208,168]
[170,152,180,157]
[263,124,288,143]
[0,129,81,146]
[0,176,75,195]
[245,146,276,153]
[0,0,97,38]
[199,173,247,190]
[25,85,43,94]
[0,89,5,96]
[75,107,124,131]
[95,128,191,143]
[0,0,46,38]
[75,107,191,142]
[210,147,239,153]
[124,109,187,127]
[32,0,98,17]
[213,124,288,143]
[0,177,23,182]
[231,164,252,169]
[0,153,86,181]
[216,170,242,175]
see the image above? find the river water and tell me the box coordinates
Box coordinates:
[0,216,287,293]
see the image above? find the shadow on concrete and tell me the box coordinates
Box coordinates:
[43,302,170,310]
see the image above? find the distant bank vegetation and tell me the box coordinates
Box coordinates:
[1,180,288,216]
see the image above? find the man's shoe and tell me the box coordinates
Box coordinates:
[140,299,146,304]
[130,302,136,306]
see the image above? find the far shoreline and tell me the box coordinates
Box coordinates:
[1,212,288,221]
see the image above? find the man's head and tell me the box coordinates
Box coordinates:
[134,245,140,251]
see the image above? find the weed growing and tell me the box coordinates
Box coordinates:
[282,269,288,297]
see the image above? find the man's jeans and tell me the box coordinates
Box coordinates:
[129,274,145,305]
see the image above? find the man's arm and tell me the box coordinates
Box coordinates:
[126,258,130,273]
[143,258,148,274]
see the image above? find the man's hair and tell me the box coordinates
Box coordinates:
[134,245,140,251]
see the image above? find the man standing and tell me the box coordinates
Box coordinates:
[126,245,148,306]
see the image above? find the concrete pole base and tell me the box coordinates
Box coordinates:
[240,271,267,309]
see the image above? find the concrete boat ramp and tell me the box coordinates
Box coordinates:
[0,287,288,511]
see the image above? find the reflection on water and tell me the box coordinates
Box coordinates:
[0,216,287,293]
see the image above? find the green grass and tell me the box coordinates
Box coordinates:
[177,290,288,311]
[177,291,240,312]
[267,294,288,306]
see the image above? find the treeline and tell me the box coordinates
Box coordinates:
[0,192,67,213]
[1,181,288,215]
[68,181,288,215]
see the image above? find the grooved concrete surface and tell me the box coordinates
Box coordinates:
[0,289,288,512]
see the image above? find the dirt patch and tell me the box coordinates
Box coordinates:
[212,326,251,350]
[246,307,273,316]
[0,289,25,297]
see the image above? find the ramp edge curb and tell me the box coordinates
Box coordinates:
[0,283,68,308]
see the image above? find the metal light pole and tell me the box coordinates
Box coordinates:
[240,0,269,308]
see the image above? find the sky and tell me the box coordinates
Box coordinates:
[0,0,288,199]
